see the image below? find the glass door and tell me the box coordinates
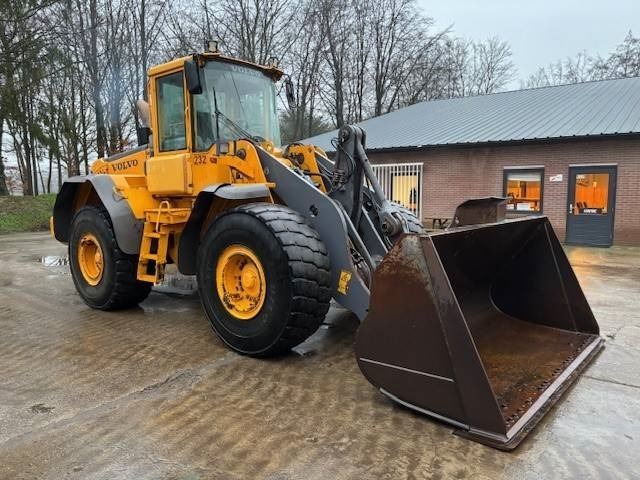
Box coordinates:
[566,166,617,246]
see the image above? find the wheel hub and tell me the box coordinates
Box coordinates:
[78,233,104,286]
[241,266,259,291]
[216,245,266,320]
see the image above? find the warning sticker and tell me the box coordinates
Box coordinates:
[337,270,352,295]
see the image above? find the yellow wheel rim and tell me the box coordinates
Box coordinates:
[77,233,104,286]
[216,245,267,321]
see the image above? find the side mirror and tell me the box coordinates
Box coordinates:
[185,57,202,94]
[285,77,296,111]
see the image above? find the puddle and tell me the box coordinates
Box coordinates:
[30,403,55,414]
[39,256,198,292]
[40,255,69,267]
[152,265,198,295]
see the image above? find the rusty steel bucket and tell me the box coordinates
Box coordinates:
[355,216,603,450]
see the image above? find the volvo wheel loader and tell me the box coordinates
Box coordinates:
[51,45,603,450]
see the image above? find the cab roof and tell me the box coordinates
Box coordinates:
[148,52,284,81]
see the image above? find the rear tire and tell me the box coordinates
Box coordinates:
[69,206,151,310]
[196,203,331,357]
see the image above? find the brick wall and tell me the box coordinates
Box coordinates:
[368,137,640,245]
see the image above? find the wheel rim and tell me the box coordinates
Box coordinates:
[216,244,267,321]
[77,233,104,286]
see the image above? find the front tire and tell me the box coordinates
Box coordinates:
[69,206,151,310]
[394,206,425,235]
[197,203,331,357]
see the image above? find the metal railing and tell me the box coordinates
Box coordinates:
[371,162,423,219]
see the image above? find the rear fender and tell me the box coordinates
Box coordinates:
[177,183,271,275]
[53,175,143,255]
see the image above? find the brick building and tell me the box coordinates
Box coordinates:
[304,77,640,246]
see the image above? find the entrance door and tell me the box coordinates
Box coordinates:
[566,165,617,246]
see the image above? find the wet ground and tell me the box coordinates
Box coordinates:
[0,232,638,479]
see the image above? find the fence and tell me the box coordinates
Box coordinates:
[371,162,423,219]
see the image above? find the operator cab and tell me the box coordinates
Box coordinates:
[149,46,285,154]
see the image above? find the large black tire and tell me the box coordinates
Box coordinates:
[392,206,425,239]
[196,203,331,357]
[396,206,425,233]
[69,206,151,310]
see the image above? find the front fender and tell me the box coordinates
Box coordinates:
[177,183,271,275]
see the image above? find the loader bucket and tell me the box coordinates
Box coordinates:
[355,216,603,450]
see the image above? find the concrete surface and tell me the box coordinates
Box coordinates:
[0,232,638,480]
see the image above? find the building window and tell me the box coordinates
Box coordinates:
[157,72,187,151]
[573,172,610,214]
[503,168,543,213]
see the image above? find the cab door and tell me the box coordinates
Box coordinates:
[147,69,193,195]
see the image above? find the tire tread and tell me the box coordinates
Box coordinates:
[233,203,331,355]
[71,206,151,310]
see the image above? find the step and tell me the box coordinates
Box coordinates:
[140,253,162,261]
[137,273,157,283]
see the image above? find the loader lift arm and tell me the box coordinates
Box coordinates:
[328,125,414,245]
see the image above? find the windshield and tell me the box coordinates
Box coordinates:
[193,60,281,150]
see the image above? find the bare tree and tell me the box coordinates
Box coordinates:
[0,0,524,196]
[370,0,441,116]
[439,37,516,97]
[594,31,640,79]
[524,52,594,88]
[280,0,326,141]
[470,37,515,94]
[0,0,55,195]
[315,0,352,127]
[523,31,640,88]
[127,0,169,117]
[201,0,300,64]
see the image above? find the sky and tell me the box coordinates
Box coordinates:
[416,0,640,88]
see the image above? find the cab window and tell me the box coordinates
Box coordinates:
[193,93,217,151]
[157,72,186,151]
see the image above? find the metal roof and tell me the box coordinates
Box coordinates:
[300,76,640,151]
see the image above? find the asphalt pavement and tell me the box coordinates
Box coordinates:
[0,232,638,479]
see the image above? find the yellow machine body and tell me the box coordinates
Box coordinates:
[69,52,326,284]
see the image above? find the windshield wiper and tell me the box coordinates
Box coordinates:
[210,84,256,141]
[215,108,255,140]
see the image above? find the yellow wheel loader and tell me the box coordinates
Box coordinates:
[51,46,603,450]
